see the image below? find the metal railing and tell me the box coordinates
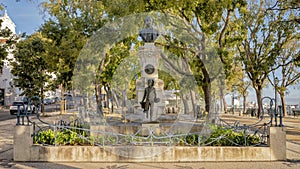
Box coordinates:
[32,118,268,147]
[16,96,269,147]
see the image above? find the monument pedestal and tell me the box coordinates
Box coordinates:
[141,122,160,136]
[135,43,165,122]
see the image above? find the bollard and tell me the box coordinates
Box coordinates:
[268,126,286,160]
[278,105,283,127]
[14,125,34,161]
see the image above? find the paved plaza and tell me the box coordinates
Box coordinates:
[0,110,299,169]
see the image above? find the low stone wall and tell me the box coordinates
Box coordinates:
[14,126,286,162]
[29,145,273,162]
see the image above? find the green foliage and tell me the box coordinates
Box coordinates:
[159,70,179,90]
[24,0,298,117]
[10,33,51,98]
[185,134,199,145]
[203,125,260,146]
[34,129,55,145]
[34,119,91,145]
[39,0,106,92]
[34,124,260,146]
[236,0,299,116]
[34,127,91,146]
[0,19,19,70]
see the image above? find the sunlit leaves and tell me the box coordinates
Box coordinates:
[11,33,51,97]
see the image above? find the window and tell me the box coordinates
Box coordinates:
[0,89,4,106]
[0,66,3,75]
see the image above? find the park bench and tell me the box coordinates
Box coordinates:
[292,109,300,118]
[243,108,257,117]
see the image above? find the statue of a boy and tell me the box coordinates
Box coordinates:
[140,79,160,121]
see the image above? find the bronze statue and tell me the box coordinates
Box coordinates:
[140,79,160,121]
[139,16,160,42]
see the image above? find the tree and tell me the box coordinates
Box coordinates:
[97,38,139,113]
[10,33,51,114]
[40,0,106,94]
[39,0,248,116]
[118,0,246,114]
[223,61,245,113]
[236,0,297,118]
[237,79,251,115]
[0,18,18,70]
[267,0,300,24]
[269,39,300,116]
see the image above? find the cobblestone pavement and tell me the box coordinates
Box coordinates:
[0,112,299,169]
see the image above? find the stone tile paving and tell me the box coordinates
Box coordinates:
[0,113,299,169]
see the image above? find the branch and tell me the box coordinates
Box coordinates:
[165,15,201,44]
[160,52,189,76]
[218,9,231,64]
[219,10,230,47]
[267,1,279,10]
[286,73,300,86]
[267,7,300,11]
[155,41,197,54]
[178,8,204,39]
[266,0,300,11]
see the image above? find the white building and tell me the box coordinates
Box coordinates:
[0,10,21,106]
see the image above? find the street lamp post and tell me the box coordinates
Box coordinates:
[232,91,235,115]
[232,85,237,115]
[278,105,283,126]
[274,77,279,126]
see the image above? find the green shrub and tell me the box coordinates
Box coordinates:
[203,125,261,146]
[185,134,198,145]
[34,128,91,146]
[33,125,261,146]
[34,129,55,145]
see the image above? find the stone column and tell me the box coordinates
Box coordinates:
[14,125,33,161]
[268,127,286,160]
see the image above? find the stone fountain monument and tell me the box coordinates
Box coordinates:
[135,16,165,122]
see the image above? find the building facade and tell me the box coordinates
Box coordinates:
[0,11,21,106]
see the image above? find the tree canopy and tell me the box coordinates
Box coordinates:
[8,0,300,116]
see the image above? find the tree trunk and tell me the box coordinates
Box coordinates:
[280,94,286,117]
[104,86,108,109]
[254,86,263,118]
[219,97,223,113]
[95,84,103,117]
[223,97,228,113]
[41,87,44,116]
[243,95,247,115]
[202,83,211,114]
[181,92,189,114]
[112,90,120,108]
[201,65,211,114]
[60,85,65,114]
[176,92,178,109]
[220,86,227,113]
[190,90,197,117]
[71,90,77,106]
[122,89,127,107]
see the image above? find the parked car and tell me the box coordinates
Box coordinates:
[63,94,75,109]
[10,101,36,115]
[44,98,52,105]
[54,97,61,103]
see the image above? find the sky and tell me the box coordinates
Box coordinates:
[0,0,299,105]
[0,0,44,35]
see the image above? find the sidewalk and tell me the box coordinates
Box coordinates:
[0,114,299,169]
